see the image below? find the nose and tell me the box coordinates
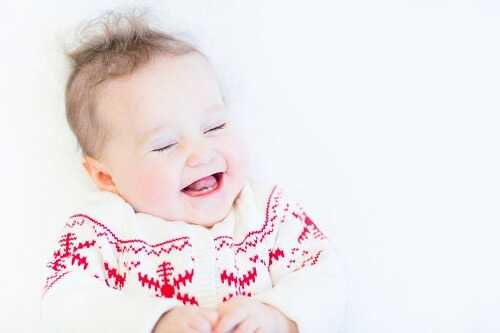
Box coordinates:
[186,140,216,168]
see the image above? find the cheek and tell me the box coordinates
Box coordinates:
[219,135,250,178]
[129,162,178,208]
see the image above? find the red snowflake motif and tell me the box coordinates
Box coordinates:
[220,266,258,302]
[296,212,327,244]
[48,232,96,272]
[103,262,127,290]
[267,248,285,268]
[43,232,101,293]
[43,231,98,294]
[137,261,198,305]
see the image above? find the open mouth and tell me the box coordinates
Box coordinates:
[181,172,224,197]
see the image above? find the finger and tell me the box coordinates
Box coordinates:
[217,296,247,317]
[181,329,198,333]
[198,307,219,326]
[161,322,196,333]
[234,318,259,333]
[214,310,248,333]
[188,317,211,333]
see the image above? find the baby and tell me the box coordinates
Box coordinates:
[41,11,345,333]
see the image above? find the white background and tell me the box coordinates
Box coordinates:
[1,0,499,332]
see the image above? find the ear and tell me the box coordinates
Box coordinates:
[82,155,119,194]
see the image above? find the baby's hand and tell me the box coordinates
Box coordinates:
[213,297,298,333]
[153,305,218,333]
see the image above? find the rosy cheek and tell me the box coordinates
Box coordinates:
[221,135,249,177]
[134,168,174,208]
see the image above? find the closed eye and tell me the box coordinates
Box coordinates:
[152,142,177,153]
[204,123,226,134]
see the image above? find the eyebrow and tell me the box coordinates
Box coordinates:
[140,103,226,143]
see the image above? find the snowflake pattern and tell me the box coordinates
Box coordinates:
[42,185,328,306]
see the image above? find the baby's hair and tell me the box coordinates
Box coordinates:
[65,9,198,159]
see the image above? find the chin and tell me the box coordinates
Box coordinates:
[184,179,245,227]
[188,207,231,227]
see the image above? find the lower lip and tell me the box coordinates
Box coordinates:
[182,173,224,198]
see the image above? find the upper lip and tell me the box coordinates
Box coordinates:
[180,171,224,191]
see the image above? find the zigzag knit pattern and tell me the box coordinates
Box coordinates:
[42,185,328,307]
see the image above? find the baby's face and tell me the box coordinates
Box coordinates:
[94,52,248,226]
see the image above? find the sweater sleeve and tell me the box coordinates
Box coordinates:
[40,214,182,333]
[252,187,347,333]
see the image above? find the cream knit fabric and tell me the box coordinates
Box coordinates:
[40,181,346,332]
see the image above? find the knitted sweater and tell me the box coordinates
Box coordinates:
[40,181,346,333]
